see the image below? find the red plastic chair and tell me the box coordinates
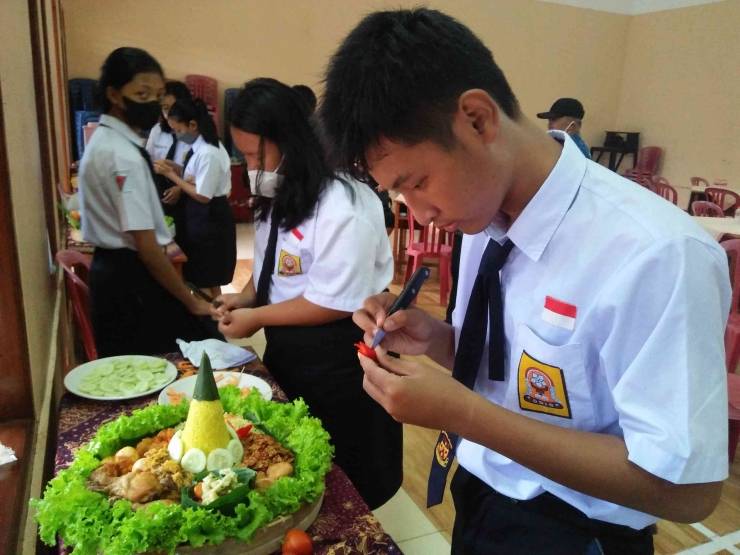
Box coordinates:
[721,240,740,461]
[56,250,97,361]
[634,146,662,175]
[185,74,219,134]
[404,211,453,306]
[647,177,678,206]
[691,176,710,189]
[705,187,740,217]
[692,201,725,218]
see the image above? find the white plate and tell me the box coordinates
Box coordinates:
[158,371,273,405]
[64,355,177,401]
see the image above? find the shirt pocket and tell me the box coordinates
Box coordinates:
[505,324,596,431]
[276,239,312,278]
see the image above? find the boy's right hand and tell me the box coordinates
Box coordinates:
[353,292,439,356]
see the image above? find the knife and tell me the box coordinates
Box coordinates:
[185,281,223,309]
[371,266,431,348]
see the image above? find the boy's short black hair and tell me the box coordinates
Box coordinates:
[318,8,520,182]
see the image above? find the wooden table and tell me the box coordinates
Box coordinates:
[66,226,188,278]
[54,350,400,555]
[693,216,740,242]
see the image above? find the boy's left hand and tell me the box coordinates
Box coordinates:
[357,350,472,432]
[218,308,263,338]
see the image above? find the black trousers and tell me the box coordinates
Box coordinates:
[264,317,403,510]
[89,247,222,358]
[451,467,655,555]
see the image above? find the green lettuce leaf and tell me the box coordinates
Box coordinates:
[30,385,333,555]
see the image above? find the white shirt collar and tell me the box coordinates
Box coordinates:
[191,134,207,154]
[98,114,144,146]
[486,130,588,262]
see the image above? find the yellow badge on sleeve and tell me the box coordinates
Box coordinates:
[517,350,572,419]
[278,250,301,276]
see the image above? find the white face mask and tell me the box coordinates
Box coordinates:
[563,121,575,135]
[247,158,284,198]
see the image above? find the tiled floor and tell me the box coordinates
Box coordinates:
[229,222,740,555]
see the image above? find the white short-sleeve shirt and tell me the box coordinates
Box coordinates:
[253,177,393,312]
[145,123,191,166]
[455,131,731,529]
[183,135,232,199]
[79,114,171,250]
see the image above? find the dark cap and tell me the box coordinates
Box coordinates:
[537,98,585,120]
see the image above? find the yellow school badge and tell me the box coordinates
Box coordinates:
[278,250,301,276]
[517,351,572,419]
[435,432,453,468]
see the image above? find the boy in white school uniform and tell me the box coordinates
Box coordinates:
[318,8,731,555]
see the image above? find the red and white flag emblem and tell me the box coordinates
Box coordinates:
[115,175,126,190]
[541,296,577,331]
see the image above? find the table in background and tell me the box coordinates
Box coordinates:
[66,226,187,278]
[692,216,740,242]
[55,350,400,555]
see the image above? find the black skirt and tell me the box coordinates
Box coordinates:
[89,247,222,358]
[264,317,403,510]
[181,195,237,288]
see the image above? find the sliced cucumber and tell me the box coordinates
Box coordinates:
[134,381,150,393]
[97,364,114,376]
[206,448,234,471]
[181,448,207,473]
[168,436,184,463]
[227,439,244,464]
[135,370,153,382]
[226,424,238,441]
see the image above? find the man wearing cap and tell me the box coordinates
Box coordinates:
[537,98,591,159]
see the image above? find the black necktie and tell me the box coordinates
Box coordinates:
[255,210,280,308]
[427,238,515,507]
[182,148,194,175]
[165,133,178,160]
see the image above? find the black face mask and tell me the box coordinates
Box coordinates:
[122,96,162,131]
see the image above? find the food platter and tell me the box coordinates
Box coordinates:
[32,355,333,555]
[64,355,177,401]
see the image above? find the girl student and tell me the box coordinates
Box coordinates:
[213,78,402,510]
[78,47,217,357]
[145,80,192,239]
[154,98,236,299]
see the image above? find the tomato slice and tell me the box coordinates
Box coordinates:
[236,424,252,439]
[354,342,378,361]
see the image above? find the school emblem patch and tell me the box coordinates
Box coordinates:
[517,350,572,419]
[114,173,127,190]
[278,250,301,276]
[435,431,453,468]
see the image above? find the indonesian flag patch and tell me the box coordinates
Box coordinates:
[114,172,128,191]
[541,296,577,331]
[285,227,304,247]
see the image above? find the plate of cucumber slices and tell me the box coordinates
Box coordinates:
[64,355,177,401]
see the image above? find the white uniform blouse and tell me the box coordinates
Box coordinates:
[79,114,171,250]
[145,123,191,167]
[455,131,731,529]
[253,178,393,312]
[183,135,232,199]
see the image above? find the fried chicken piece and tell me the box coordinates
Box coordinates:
[97,471,162,504]
[87,462,120,489]
[239,433,294,472]
[266,461,294,481]
[135,437,155,458]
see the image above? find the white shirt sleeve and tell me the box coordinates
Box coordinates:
[303,204,381,312]
[597,236,731,484]
[193,148,223,199]
[145,124,160,159]
[113,152,159,232]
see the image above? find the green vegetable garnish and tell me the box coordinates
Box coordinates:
[30,387,333,555]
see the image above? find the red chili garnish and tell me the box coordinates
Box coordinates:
[354,342,378,361]
[236,424,253,439]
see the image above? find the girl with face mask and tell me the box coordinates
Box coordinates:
[154,98,236,300]
[145,80,192,239]
[78,47,219,357]
[213,78,402,510]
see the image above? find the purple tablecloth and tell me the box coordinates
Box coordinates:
[55,351,401,555]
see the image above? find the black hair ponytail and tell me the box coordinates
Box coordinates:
[160,81,192,133]
[168,97,220,147]
[95,47,163,113]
